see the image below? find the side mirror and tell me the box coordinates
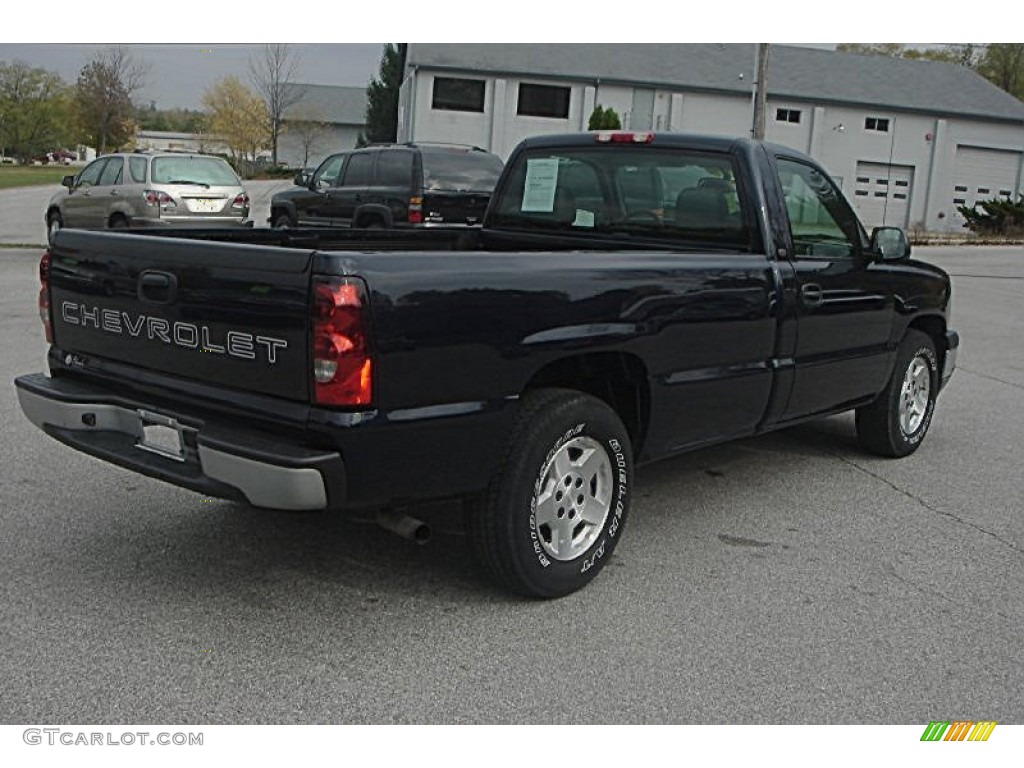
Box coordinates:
[870,226,911,260]
[293,171,311,187]
[61,174,75,189]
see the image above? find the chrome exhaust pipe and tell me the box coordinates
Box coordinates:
[377,508,431,545]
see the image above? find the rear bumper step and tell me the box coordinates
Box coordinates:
[15,373,344,511]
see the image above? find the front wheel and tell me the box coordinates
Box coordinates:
[856,329,939,457]
[466,388,633,598]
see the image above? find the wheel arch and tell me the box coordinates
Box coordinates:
[354,204,393,228]
[521,352,650,455]
[906,313,948,374]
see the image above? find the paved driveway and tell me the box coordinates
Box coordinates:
[0,179,293,246]
[0,245,1021,723]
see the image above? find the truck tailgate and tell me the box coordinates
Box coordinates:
[48,230,314,402]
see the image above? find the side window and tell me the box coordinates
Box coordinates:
[776,157,861,258]
[312,154,346,189]
[375,150,413,187]
[98,157,124,186]
[76,158,108,188]
[129,156,148,183]
[341,152,375,187]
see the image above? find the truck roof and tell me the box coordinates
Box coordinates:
[513,131,817,165]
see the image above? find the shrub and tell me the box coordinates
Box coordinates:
[957,195,1024,236]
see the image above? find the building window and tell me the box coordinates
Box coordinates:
[517,83,571,119]
[977,188,990,194]
[864,117,890,132]
[432,77,486,113]
[954,185,968,192]
[1000,189,1013,196]
[775,108,801,124]
[953,198,966,205]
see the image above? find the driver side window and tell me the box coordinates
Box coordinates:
[76,158,108,188]
[313,154,346,189]
[777,157,861,259]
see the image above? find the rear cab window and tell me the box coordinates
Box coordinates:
[489,145,753,250]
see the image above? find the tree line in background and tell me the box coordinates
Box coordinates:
[3,43,1022,174]
[0,44,315,173]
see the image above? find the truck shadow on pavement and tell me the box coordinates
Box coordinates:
[63,414,877,610]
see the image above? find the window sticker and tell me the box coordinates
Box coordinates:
[521,158,560,212]
[572,209,595,228]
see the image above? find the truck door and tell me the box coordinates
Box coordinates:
[327,150,375,227]
[771,154,895,420]
[296,153,347,226]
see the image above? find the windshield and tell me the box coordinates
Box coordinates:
[151,156,241,187]
[422,150,504,192]
[489,147,751,249]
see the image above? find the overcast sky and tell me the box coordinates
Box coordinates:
[0,44,384,110]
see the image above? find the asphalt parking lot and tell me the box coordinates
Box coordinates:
[0,242,1020,724]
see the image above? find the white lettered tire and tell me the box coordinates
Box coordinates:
[856,329,939,457]
[467,388,633,598]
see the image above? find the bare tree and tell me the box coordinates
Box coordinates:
[249,44,305,166]
[285,105,329,168]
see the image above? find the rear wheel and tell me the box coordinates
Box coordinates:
[109,214,129,230]
[856,329,939,457]
[466,388,633,598]
[272,211,294,228]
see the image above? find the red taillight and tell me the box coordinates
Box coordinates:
[594,131,654,144]
[408,196,423,224]
[38,250,52,343]
[143,190,176,209]
[311,277,372,406]
[232,193,250,209]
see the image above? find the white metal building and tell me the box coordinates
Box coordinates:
[397,44,1024,233]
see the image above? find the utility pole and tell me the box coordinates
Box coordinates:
[752,43,770,140]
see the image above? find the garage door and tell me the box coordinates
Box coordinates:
[951,146,1022,226]
[853,162,914,229]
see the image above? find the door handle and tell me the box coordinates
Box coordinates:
[110,189,120,196]
[800,283,825,308]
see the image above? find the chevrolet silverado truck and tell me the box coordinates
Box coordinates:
[15,131,959,598]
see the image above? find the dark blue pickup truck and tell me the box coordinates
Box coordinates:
[15,131,958,597]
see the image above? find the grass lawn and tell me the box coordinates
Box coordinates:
[0,166,71,190]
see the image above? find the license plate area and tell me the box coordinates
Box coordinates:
[184,197,224,213]
[135,409,189,462]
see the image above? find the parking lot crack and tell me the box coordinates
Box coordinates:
[831,452,1021,557]
[959,366,1024,393]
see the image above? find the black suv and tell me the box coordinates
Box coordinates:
[269,143,504,229]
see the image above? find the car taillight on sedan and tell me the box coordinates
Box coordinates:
[38,250,52,343]
[231,193,250,210]
[311,276,372,407]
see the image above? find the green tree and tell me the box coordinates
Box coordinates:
[364,43,404,144]
[202,76,269,175]
[977,44,1024,100]
[73,46,148,154]
[587,105,623,130]
[0,61,71,161]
